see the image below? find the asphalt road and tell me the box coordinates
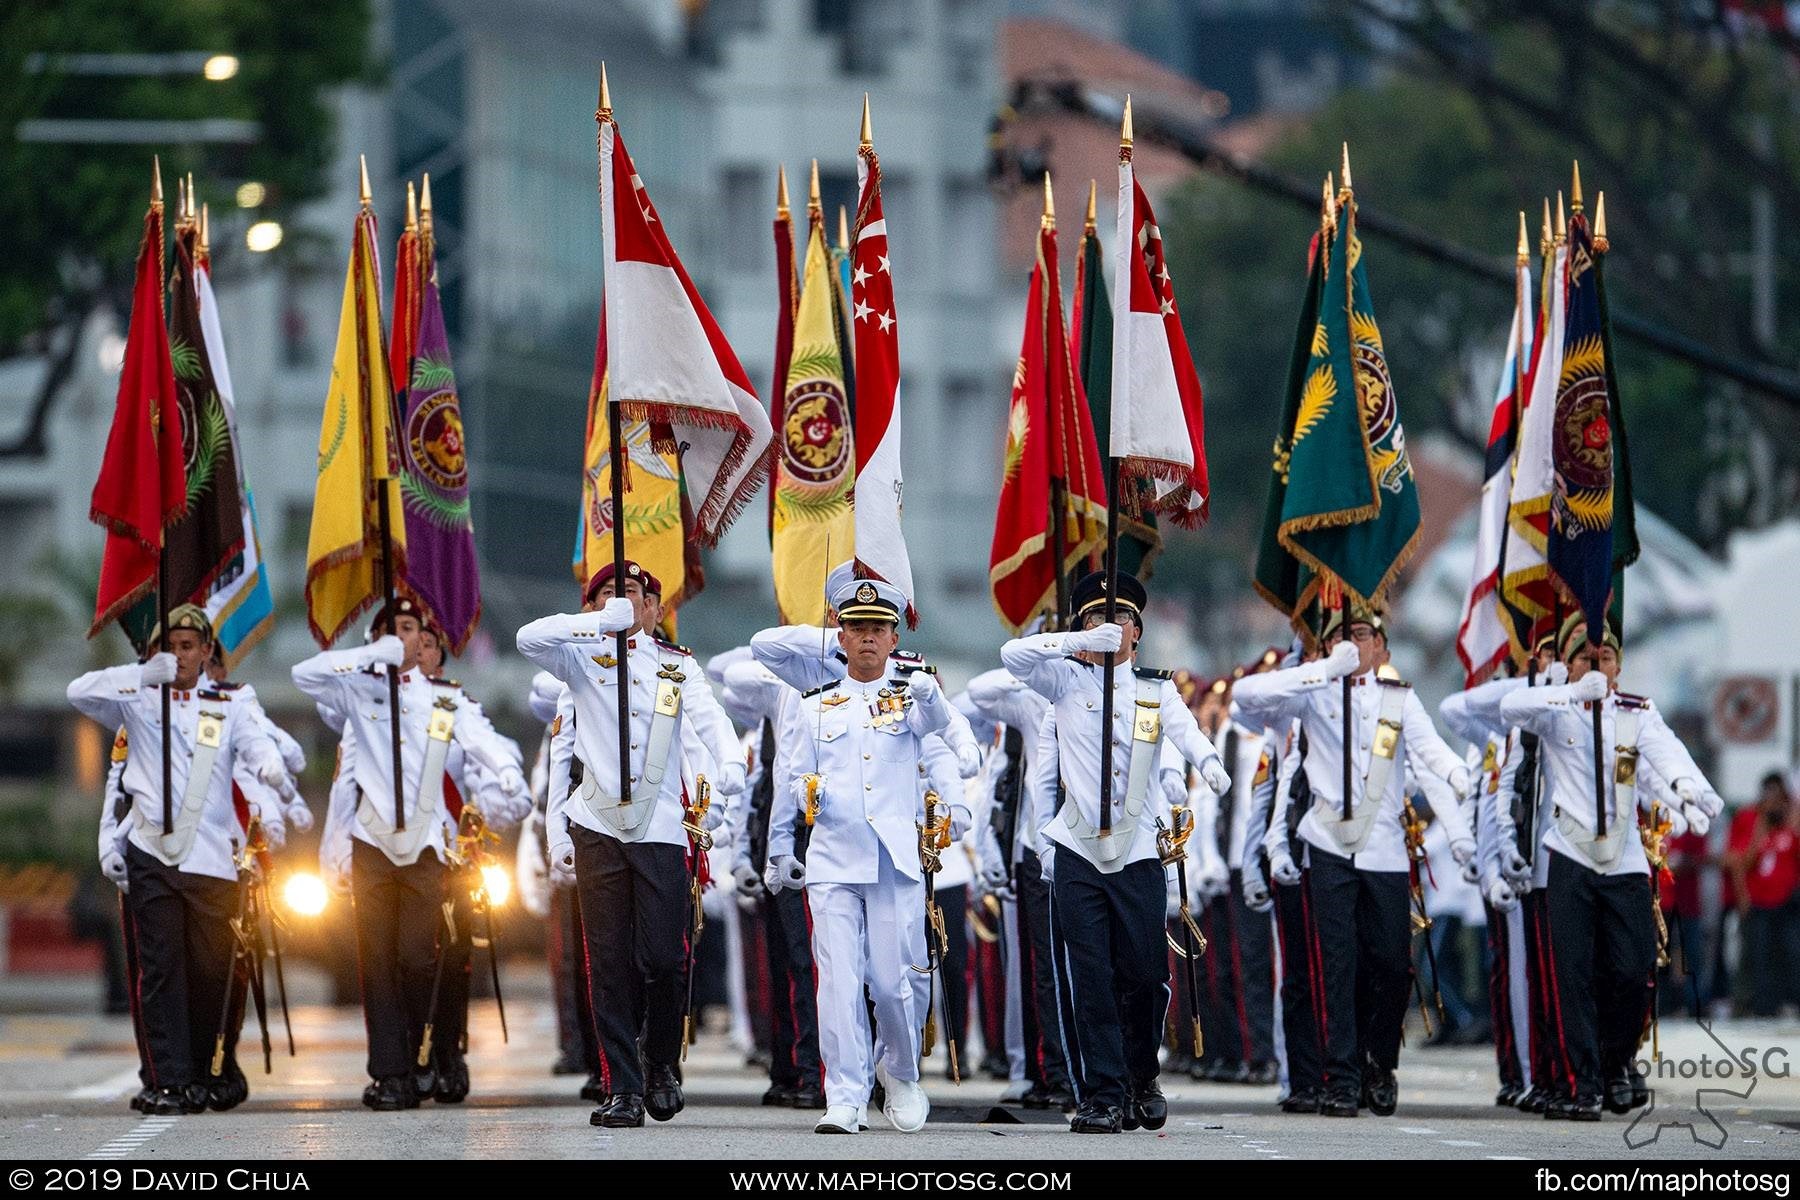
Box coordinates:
[0,968,1795,1161]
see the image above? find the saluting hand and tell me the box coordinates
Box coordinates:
[1069,622,1123,655]
[362,635,405,669]
[593,597,636,634]
[1569,670,1608,704]
[1323,641,1361,680]
[140,653,178,688]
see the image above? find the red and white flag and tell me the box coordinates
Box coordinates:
[850,123,916,620]
[599,118,772,544]
[1500,237,1568,650]
[1109,118,1208,527]
[1456,245,1533,686]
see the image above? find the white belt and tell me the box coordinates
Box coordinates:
[1057,676,1163,873]
[1554,706,1639,873]
[581,679,681,842]
[133,708,224,867]
[358,702,454,866]
[1312,680,1408,856]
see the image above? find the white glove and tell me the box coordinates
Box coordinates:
[1447,767,1473,801]
[1460,856,1481,885]
[362,635,405,668]
[980,858,1013,897]
[702,804,729,832]
[1039,843,1056,882]
[1569,670,1608,703]
[1682,805,1710,837]
[715,761,748,797]
[326,863,353,897]
[1200,857,1231,899]
[954,740,982,780]
[765,854,806,893]
[593,596,636,633]
[497,766,526,797]
[1160,771,1187,808]
[1659,803,1689,840]
[1200,756,1231,796]
[1242,873,1272,913]
[1323,641,1361,680]
[1544,660,1569,687]
[549,835,576,886]
[1500,847,1530,884]
[281,741,307,776]
[102,851,129,890]
[732,862,762,900]
[285,801,314,834]
[1485,875,1519,913]
[1069,622,1123,655]
[1698,788,1724,820]
[1270,843,1302,886]
[905,669,940,705]
[256,758,291,792]
[256,813,287,853]
[1451,837,1476,868]
[948,805,971,842]
[140,653,179,688]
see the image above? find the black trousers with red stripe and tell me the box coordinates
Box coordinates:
[762,886,821,1089]
[1486,900,1524,1090]
[1014,850,1070,1092]
[549,884,598,1071]
[1523,888,1559,1097]
[123,847,239,1090]
[1199,871,1278,1068]
[434,879,474,1067]
[571,827,687,1098]
[1542,851,1656,1104]
[1273,873,1324,1097]
[1303,850,1412,1100]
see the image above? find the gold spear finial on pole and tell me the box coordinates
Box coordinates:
[175,176,186,224]
[598,62,612,123]
[1340,142,1353,193]
[151,156,164,208]
[186,172,197,221]
[1570,160,1583,214]
[200,203,210,257]
[1042,172,1055,228]
[359,154,372,208]
[837,204,850,253]
[1085,179,1097,232]
[420,172,433,229]
[860,92,872,150]
[1517,210,1529,265]
[405,180,418,232]
[1322,172,1337,228]
[1594,190,1608,253]
[1555,190,1567,243]
[809,158,821,214]
[1540,197,1553,255]
[1121,94,1133,149]
[776,164,790,219]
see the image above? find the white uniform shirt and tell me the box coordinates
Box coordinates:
[965,668,1050,860]
[292,649,511,863]
[516,616,737,849]
[1232,659,1471,873]
[769,669,959,886]
[1000,632,1221,873]
[69,665,283,882]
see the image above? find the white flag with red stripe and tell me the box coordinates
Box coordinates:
[1500,241,1568,649]
[850,137,916,620]
[1456,255,1533,686]
[1110,148,1209,527]
[600,119,773,544]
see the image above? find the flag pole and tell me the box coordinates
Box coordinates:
[149,159,175,835]
[356,156,407,834]
[599,65,633,814]
[1099,103,1133,836]
[1568,163,1608,843]
[1043,174,1069,632]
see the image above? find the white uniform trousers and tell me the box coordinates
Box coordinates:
[808,844,926,1111]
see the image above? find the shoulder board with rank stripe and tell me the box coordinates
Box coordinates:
[432,677,461,689]
[213,680,245,691]
[1133,667,1173,681]
[1615,691,1650,710]
[802,680,842,699]
[890,649,925,663]
[198,689,229,702]
[653,636,692,657]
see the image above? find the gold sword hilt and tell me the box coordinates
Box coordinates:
[682,775,715,850]
[802,774,822,827]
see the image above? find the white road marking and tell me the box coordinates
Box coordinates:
[1440,1139,1486,1147]
[1399,1125,1440,1134]
[84,1117,179,1160]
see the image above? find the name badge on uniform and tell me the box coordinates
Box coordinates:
[196,710,225,750]
[428,705,456,743]
[1132,699,1162,743]
[655,680,683,718]
[1372,717,1401,761]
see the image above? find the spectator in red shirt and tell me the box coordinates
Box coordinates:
[1658,827,1711,1015]
[1724,772,1800,1017]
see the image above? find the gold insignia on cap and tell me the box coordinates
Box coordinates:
[855,582,877,604]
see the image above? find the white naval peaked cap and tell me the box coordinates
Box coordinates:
[824,560,857,607]
[831,577,906,624]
